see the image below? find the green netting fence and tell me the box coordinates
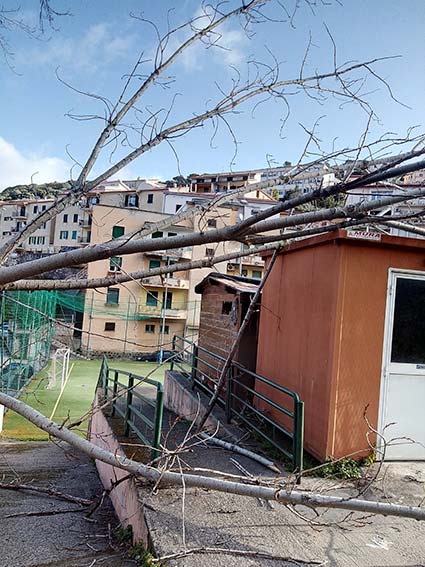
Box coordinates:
[0,290,57,397]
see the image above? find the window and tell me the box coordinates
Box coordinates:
[33,205,38,214]
[207,219,217,228]
[125,194,139,207]
[252,270,262,279]
[175,204,181,212]
[42,223,47,229]
[37,236,45,245]
[149,259,161,270]
[152,231,163,238]
[167,232,177,237]
[145,324,155,334]
[222,301,232,315]
[63,214,68,223]
[391,278,425,364]
[146,291,159,307]
[109,256,122,271]
[104,322,116,332]
[59,230,69,239]
[112,225,125,239]
[73,214,79,223]
[241,269,248,277]
[106,288,120,305]
[162,292,172,310]
[205,248,214,259]
[160,324,169,335]
[41,205,46,211]
[71,230,78,240]
[147,193,154,204]
[29,236,36,245]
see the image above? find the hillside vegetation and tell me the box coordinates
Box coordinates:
[1,181,70,201]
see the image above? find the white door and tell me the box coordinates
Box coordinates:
[379,271,425,460]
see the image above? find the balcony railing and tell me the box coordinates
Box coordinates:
[138,304,187,319]
[143,275,189,289]
[145,247,192,260]
[244,255,264,266]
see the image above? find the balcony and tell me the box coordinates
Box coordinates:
[142,275,189,289]
[244,255,264,267]
[12,211,27,219]
[145,247,192,260]
[138,304,188,320]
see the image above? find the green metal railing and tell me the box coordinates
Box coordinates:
[171,335,304,474]
[98,357,164,460]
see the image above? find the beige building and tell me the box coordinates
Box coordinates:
[80,201,266,355]
[0,176,275,355]
[0,198,55,254]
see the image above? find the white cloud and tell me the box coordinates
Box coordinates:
[161,5,249,73]
[177,25,248,71]
[21,23,135,72]
[0,137,69,190]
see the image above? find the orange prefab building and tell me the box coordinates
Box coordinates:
[256,230,425,462]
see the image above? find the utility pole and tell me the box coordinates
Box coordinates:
[158,256,170,364]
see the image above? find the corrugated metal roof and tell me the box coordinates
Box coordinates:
[195,272,259,294]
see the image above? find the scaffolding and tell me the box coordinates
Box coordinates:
[0,290,57,398]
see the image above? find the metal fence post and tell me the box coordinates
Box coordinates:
[124,374,134,437]
[151,384,164,461]
[111,370,119,416]
[170,335,176,371]
[191,344,198,390]
[294,399,304,481]
[102,357,109,400]
[225,366,233,423]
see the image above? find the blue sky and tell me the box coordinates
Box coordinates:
[0,0,424,189]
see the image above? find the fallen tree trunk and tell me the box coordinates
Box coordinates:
[1,392,425,521]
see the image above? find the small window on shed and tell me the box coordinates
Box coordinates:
[222,301,232,315]
[104,322,116,332]
[207,218,217,228]
[205,248,214,259]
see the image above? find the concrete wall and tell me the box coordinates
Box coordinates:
[89,392,149,544]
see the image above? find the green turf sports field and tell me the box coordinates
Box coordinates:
[1,359,170,440]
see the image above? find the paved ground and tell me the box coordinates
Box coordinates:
[0,441,135,567]
[139,434,425,566]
